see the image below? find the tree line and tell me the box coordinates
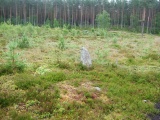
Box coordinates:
[0,0,160,34]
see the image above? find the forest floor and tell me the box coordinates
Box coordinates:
[0,24,160,120]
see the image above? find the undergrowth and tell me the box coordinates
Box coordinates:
[0,23,160,120]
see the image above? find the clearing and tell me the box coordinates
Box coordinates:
[0,24,160,120]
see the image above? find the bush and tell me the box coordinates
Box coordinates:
[2,41,26,74]
[0,64,13,76]
[95,10,110,30]
[95,29,107,38]
[0,62,25,75]
[56,61,71,69]
[0,92,22,108]
[18,34,30,48]
[9,111,33,120]
[41,72,66,83]
[58,35,66,50]
[53,19,60,28]
[77,63,94,71]
[15,74,41,90]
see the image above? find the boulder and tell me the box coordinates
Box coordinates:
[80,47,92,68]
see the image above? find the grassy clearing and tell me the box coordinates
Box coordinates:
[0,24,160,119]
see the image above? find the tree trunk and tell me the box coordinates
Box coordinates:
[29,5,30,23]
[37,3,39,25]
[92,6,95,28]
[31,7,34,25]
[80,5,83,27]
[72,6,74,26]
[141,7,146,37]
[3,7,5,22]
[15,1,18,25]
[64,4,66,24]
[121,3,124,29]
[147,9,150,34]
[85,7,87,28]
[55,4,57,19]
[150,8,153,33]
[10,6,12,21]
[44,0,47,24]
[67,4,70,25]
[23,0,26,24]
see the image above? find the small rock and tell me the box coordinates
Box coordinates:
[143,100,147,103]
[95,87,101,91]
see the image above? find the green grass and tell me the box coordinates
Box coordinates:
[0,23,160,119]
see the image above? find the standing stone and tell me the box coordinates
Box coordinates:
[80,47,92,67]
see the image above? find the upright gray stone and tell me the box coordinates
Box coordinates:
[80,47,92,67]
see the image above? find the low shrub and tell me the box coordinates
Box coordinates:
[2,40,26,74]
[18,35,30,48]
[0,64,12,76]
[56,61,71,69]
[58,35,66,50]
[0,92,22,108]
[77,63,94,71]
[41,72,66,83]
[14,74,41,90]
[9,111,33,120]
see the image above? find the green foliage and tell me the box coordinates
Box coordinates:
[130,15,140,32]
[77,63,94,71]
[58,35,66,50]
[71,29,79,37]
[9,111,33,120]
[18,34,30,48]
[143,52,160,60]
[44,19,51,28]
[0,23,18,41]
[41,72,66,83]
[96,10,110,30]
[112,44,121,49]
[39,112,51,119]
[95,49,109,64]
[15,74,41,90]
[55,49,62,63]
[56,61,71,69]
[62,25,70,35]
[95,29,108,38]
[2,41,26,74]
[0,26,160,120]
[0,96,10,108]
[25,23,37,37]
[26,100,40,108]
[112,37,118,44]
[35,66,51,75]
[154,12,160,34]
[53,19,60,28]
[0,65,7,76]
[0,91,23,108]
[77,63,88,71]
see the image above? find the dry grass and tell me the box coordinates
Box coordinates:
[58,80,110,104]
